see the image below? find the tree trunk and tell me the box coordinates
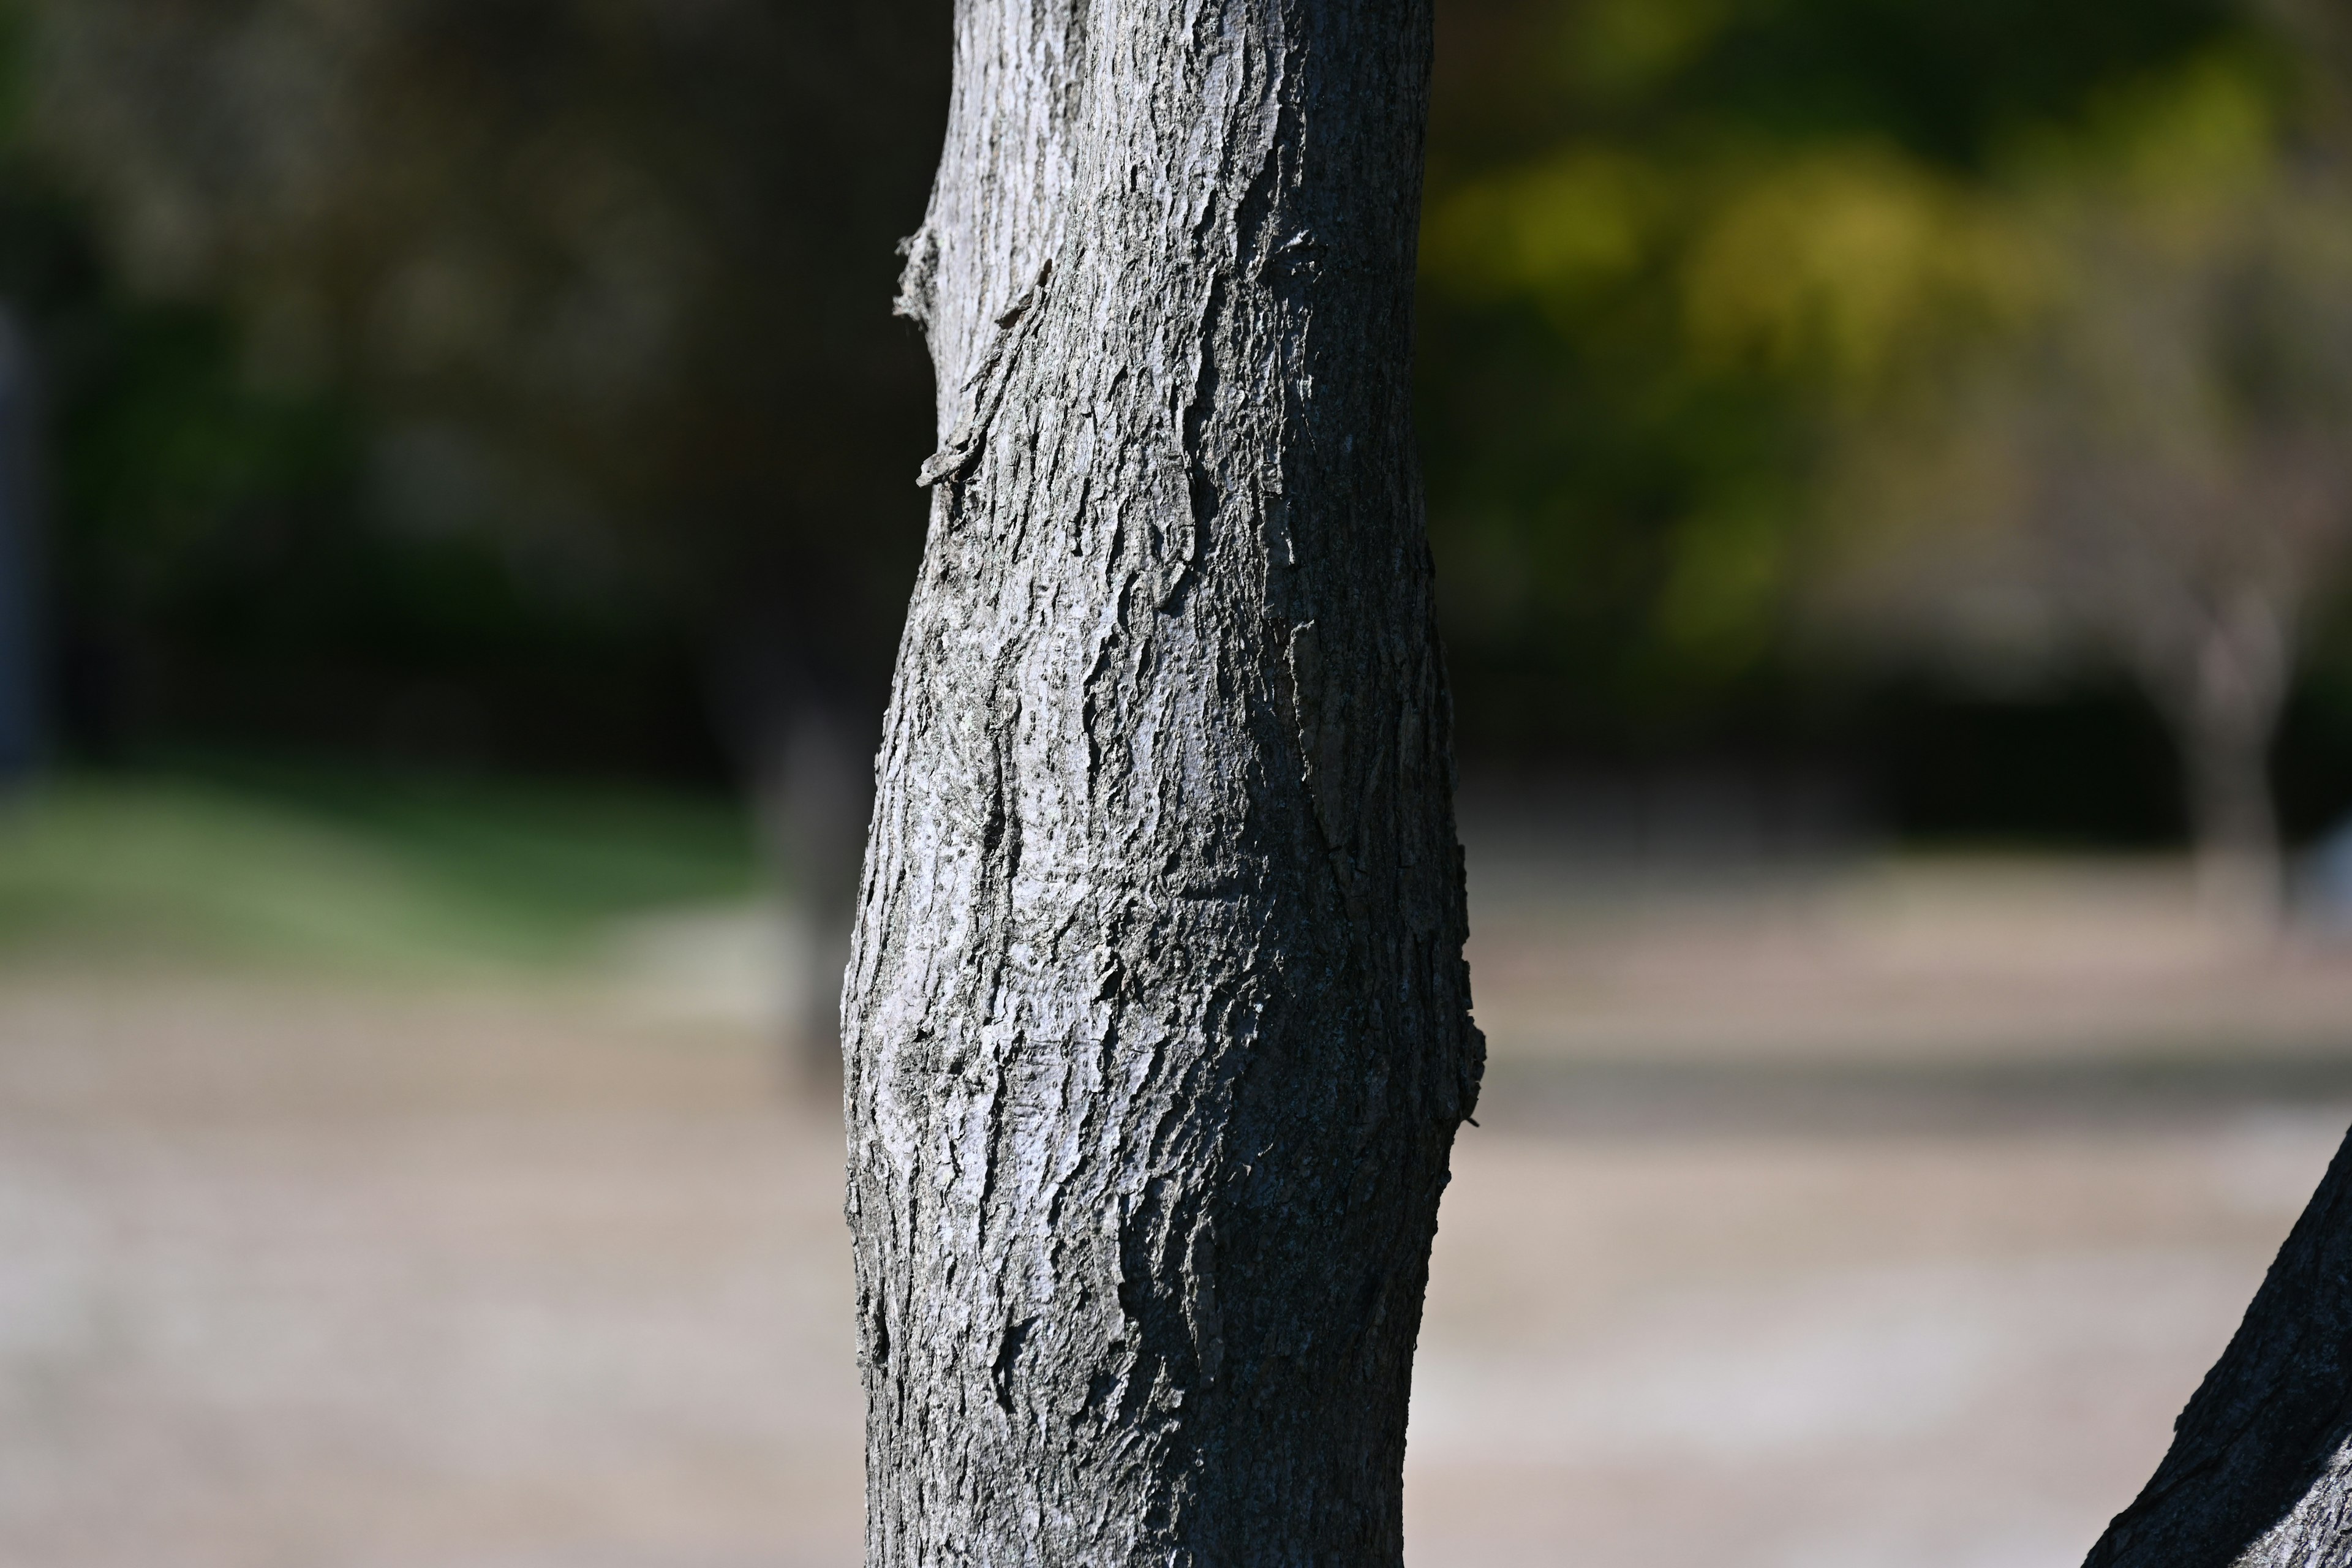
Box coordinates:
[0,307,41,783]
[713,630,887,1091]
[2184,706,2283,928]
[841,1,1483,1561]
[756,694,875,1087]
[2156,598,2290,927]
[2084,1123,2352,1567]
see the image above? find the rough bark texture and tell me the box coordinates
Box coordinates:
[2086,1123,2352,1567]
[840,1,1482,1562]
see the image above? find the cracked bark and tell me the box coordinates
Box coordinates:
[2086,1125,2352,1567]
[840,1,1481,1561]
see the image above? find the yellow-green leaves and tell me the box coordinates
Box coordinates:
[1680,146,2043,391]
[1424,149,1656,318]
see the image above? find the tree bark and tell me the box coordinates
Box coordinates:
[2085,1123,2352,1567]
[841,1,1483,1562]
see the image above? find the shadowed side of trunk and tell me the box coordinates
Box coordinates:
[2085,1124,2352,1567]
[841,1,1482,1562]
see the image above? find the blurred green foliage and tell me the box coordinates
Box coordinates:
[14,0,949,780]
[0,0,948,781]
[0,0,2343,852]
[1417,0,2263,755]
[0,10,714,776]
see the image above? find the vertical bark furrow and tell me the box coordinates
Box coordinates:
[846,2,1477,1562]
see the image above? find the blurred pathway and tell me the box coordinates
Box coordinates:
[1410,1115,2337,1567]
[1,836,2346,1566]
[0,981,861,1568]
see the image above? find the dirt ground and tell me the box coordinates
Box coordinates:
[4,846,2350,1566]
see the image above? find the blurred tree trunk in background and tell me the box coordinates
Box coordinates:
[840,0,1483,1558]
[1815,159,2352,927]
[2084,1125,2352,1566]
[755,683,869,1084]
[2162,597,2291,924]
[0,306,42,782]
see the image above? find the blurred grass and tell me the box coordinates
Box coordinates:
[0,756,762,977]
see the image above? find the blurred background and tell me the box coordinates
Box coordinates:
[4,0,2352,1564]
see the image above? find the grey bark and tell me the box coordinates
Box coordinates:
[840,1,1482,1562]
[2086,1125,2352,1567]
